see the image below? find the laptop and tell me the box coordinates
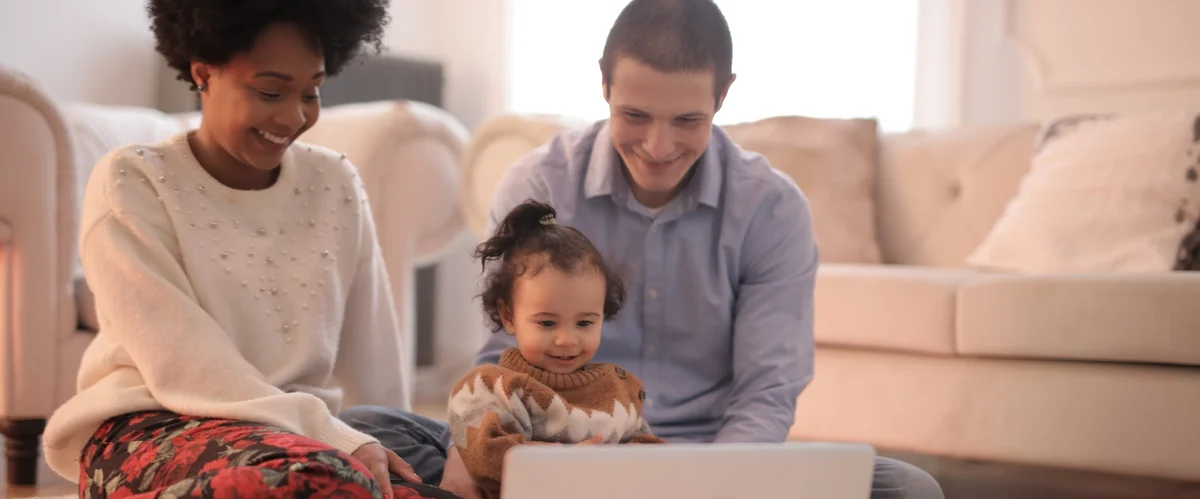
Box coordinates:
[501,442,877,499]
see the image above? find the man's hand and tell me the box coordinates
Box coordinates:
[441,446,483,499]
[353,442,421,499]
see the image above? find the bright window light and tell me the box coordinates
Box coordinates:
[508,0,921,132]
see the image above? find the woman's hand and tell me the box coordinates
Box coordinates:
[440,446,483,499]
[352,442,421,499]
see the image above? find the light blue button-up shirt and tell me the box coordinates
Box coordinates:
[474,120,819,443]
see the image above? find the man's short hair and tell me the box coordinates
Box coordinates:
[600,0,733,101]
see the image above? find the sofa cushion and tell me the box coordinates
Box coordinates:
[958,272,1200,366]
[874,124,1038,267]
[967,111,1200,273]
[724,116,883,264]
[815,264,983,354]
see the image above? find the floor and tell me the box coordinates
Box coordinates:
[8,450,1199,499]
[4,408,1197,499]
[881,451,1200,499]
[3,455,71,498]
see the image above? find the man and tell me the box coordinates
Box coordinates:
[344,1,944,498]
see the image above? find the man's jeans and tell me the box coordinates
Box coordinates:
[340,406,452,485]
[339,406,945,499]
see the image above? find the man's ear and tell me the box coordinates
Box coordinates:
[599,60,611,103]
[715,73,737,113]
[191,61,214,91]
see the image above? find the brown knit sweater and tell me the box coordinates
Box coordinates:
[447,348,665,498]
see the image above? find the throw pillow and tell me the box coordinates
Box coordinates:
[966,111,1200,273]
[722,116,883,264]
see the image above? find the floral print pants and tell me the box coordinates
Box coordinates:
[80,411,461,498]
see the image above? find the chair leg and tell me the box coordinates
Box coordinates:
[0,418,46,486]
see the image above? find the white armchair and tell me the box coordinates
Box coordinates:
[0,64,470,485]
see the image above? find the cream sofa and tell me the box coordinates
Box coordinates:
[460,114,1200,482]
[0,65,470,485]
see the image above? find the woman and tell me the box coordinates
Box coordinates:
[41,1,457,497]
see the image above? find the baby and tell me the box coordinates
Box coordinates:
[447,200,665,498]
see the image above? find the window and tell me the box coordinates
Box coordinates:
[508,0,921,132]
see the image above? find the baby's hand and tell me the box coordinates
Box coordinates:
[539,435,604,446]
[575,435,605,445]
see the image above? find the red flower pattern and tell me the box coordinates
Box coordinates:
[117,442,161,478]
[198,455,232,474]
[208,467,273,498]
[80,411,461,499]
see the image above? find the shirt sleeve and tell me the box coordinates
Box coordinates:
[81,155,377,455]
[714,182,819,443]
[333,172,410,412]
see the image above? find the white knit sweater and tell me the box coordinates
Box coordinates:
[43,132,409,481]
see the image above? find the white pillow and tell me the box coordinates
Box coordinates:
[966,111,1200,273]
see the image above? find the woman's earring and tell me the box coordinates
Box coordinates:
[197,83,208,92]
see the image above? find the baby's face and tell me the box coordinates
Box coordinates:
[503,264,606,374]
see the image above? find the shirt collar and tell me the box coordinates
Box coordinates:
[584,121,723,211]
[583,123,618,199]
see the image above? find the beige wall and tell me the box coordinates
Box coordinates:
[0,0,509,130]
[925,0,1200,129]
[385,0,511,130]
[0,0,160,107]
[1009,0,1200,120]
[5,0,1198,129]
[436,0,511,131]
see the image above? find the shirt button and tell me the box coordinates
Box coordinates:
[651,225,659,232]
[646,345,657,354]
[648,289,659,299]
[645,398,654,407]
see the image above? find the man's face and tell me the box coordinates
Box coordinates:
[603,56,732,209]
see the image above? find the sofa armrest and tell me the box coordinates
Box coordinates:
[0,66,78,417]
[460,114,588,238]
[302,100,470,263]
[958,272,1200,366]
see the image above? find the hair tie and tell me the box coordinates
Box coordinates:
[539,214,556,226]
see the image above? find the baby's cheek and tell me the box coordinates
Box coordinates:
[516,339,544,364]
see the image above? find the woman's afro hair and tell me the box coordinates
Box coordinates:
[148,0,391,89]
